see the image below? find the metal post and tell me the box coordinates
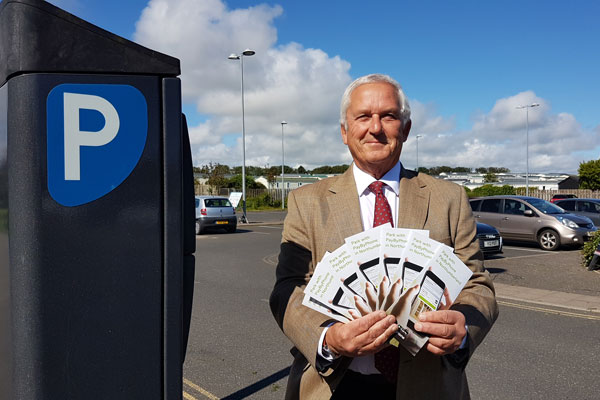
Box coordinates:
[516,103,539,197]
[281,121,287,210]
[525,106,529,196]
[229,49,255,223]
[240,55,247,222]
[416,134,422,172]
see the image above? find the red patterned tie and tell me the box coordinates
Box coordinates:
[369,181,398,382]
[369,181,394,228]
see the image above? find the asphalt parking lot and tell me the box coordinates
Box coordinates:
[484,243,600,298]
[186,222,600,400]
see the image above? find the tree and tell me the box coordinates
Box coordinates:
[227,174,262,189]
[204,162,229,191]
[579,159,600,190]
[483,172,499,183]
[297,165,307,174]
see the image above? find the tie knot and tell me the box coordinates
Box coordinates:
[369,181,385,195]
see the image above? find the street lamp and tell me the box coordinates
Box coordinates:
[280,121,287,210]
[516,103,540,196]
[415,134,423,172]
[228,48,255,223]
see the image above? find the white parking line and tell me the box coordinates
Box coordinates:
[503,246,548,253]
[258,225,283,229]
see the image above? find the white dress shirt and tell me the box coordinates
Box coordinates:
[318,162,402,375]
[347,162,402,374]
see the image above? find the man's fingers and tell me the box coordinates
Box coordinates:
[424,341,452,356]
[439,288,453,311]
[354,315,398,354]
[419,309,464,325]
[415,321,454,338]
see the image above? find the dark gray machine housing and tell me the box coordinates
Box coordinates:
[0,0,195,398]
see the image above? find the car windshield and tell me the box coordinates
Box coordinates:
[205,198,232,207]
[526,198,565,214]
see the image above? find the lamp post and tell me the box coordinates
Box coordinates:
[280,121,287,210]
[228,49,255,223]
[415,134,423,172]
[516,103,539,196]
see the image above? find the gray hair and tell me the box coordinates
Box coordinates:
[340,74,411,129]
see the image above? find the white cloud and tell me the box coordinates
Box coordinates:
[134,0,598,174]
[135,0,352,169]
[402,92,600,173]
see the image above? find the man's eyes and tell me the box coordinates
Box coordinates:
[355,113,398,121]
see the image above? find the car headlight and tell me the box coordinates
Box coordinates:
[556,216,578,229]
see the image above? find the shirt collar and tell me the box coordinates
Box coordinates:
[353,161,402,196]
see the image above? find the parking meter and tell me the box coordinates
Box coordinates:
[0,0,195,398]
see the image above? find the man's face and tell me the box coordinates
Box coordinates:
[341,82,411,179]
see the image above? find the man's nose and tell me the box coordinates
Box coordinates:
[369,114,382,134]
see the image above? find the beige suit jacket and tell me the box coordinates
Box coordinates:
[270,166,498,400]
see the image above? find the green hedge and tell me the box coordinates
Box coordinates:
[581,231,600,268]
[465,184,516,198]
[243,193,282,210]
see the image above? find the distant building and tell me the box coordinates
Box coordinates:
[255,174,334,190]
[436,172,574,191]
[558,175,579,190]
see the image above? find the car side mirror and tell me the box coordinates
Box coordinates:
[524,210,534,217]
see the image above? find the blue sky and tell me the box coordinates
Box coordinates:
[49,0,600,174]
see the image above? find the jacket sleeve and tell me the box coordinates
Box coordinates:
[450,187,499,361]
[269,190,340,374]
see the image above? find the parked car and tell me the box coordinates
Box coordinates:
[195,196,237,234]
[550,194,576,203]
[554,198,600,226]
[476,222,503,256]
[469,195,597,251]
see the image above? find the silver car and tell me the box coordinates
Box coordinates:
[195,196,237,234]
[469,195,597,251]
[553,198,600,226]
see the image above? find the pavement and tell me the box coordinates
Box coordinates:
[240,210,600,314]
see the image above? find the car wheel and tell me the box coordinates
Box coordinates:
[195,220,202,235]
[538,229,560,251]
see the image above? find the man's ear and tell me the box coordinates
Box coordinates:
[401,119,412,143]
[341,123,348,145]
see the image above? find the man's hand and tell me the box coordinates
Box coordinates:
[413,310,466,356]
[325,311,398,357]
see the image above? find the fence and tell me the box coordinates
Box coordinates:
[194,185,291,204]
[523,188,600,201]
[195,184,600,203]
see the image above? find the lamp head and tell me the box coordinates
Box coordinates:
[242,49,255,56]
[228,53,240,60]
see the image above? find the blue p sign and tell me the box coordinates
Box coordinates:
[47,84,148,206]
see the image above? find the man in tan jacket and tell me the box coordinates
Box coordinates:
[270,74,498,399]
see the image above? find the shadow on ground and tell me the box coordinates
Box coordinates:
[220,366,291,400]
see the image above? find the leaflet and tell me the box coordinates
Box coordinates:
[380,228,429,284]
[302,226,474,357]
[345,223,390,291]
[303,255,354,319]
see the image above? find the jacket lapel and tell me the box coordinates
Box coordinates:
[397,169,430,230]
[326,167,363,244]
